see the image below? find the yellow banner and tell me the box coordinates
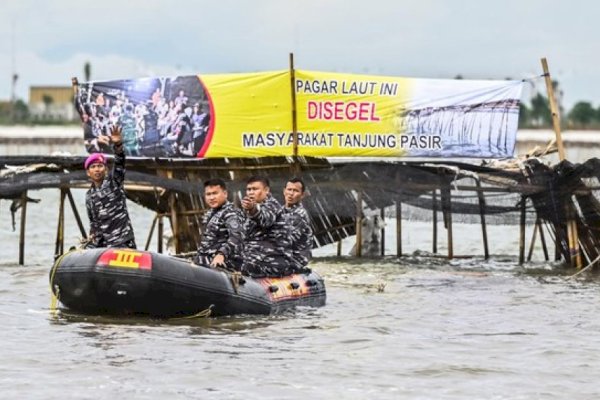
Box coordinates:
[77,70,522,158]
[200,71,292,158]
[294,70,412,157]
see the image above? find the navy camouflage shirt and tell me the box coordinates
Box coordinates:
[85,146,135,248]
[243,194,292,273]
[283,202,313,269]
[196,201,245,269]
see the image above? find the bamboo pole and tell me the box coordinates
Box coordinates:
[396,200,402,257]
[442,188,453,259]
[337,240,342,257]
[566,204,583,268]
[541,58,581,268]
[540,58,566,161]
[476,180,489,260]
[157,215,164,253]
[555,229,561,261]
[527,219,539,262]
[145,214,158,251]
[289,53,299,161]
[380,207,385,256]
[519,196,526,265]
[169,193,178,254]
[565,206,575,264]
[65,188,87,238]
[432,190,438,254]
[355,191,363,257]
[18,191,28,265]
[570,207,583,268]
[539,220,550,261]
[55,189,66,257]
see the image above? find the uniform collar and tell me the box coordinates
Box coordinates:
[285,202,302,210]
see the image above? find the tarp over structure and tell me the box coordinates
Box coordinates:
[74,70,523,159]
[3,155,600,268]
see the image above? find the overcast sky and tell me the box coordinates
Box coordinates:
[0,0,597,109]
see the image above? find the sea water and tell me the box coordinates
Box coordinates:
[1,189,600,399]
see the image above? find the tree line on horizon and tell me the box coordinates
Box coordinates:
[520,92,600,130]
[1,68,599,129]
[2,93,599,130]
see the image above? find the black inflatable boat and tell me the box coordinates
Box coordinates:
[50,248,326,317]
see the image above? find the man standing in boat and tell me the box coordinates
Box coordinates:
[84,125,136,249]
[195,178,245,270]
[241,176,293,277]
[283,177,314,272]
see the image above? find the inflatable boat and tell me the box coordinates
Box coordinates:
[50,248,326,317]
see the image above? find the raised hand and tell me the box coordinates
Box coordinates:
[110,125,123,145]
[241,196,258,215]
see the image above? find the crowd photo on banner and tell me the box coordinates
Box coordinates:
[75,75,211,157]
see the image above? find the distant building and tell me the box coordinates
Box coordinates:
[0,100,11,113]
[29,86,77,121]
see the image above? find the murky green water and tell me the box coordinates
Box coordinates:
[1,190,600,399]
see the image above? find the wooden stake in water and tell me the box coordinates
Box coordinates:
[355,191,363,257]
[476,180,489,260]
[541,57,582,268]
[540,58,565,161]
[432,190,438,254]
[289,52,299,161]
[18,191,28,265]
[396,199,402,257]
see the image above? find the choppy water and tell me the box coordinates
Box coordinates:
[1,190,600,399]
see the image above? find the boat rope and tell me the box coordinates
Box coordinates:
[230,271,242,294]
[49,252,69,312]
[77,233,93,248]
[170,304,214,320]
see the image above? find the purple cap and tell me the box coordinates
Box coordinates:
[84,153,107,169]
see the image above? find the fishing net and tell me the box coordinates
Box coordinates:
[2,155,600,265]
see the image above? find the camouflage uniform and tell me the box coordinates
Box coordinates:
[85,145,136,249]
[195,201,245,270]
[283,202,314,271]
[243,194,293,277]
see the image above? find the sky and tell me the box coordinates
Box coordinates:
[0,0,597,110]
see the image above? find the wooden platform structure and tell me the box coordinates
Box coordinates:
[3,154,600,273]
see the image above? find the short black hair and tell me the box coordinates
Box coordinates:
[203,178,227,191]
[287,177,306,193]
[246,175,270,188]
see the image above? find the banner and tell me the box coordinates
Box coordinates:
[75,71,290,158]
[75,70,523,158]
[294,70,523,158]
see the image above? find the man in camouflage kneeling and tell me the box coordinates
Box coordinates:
[241,176,293,277]
[195,178,245,270]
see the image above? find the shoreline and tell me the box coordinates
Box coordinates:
[1,126,598,161]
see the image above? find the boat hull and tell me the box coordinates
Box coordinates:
[50,248,326,317]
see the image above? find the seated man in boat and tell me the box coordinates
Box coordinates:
[282,177,314,272]
[241,176,293,277]
[195,178,245,270]
[84,125,136,249]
